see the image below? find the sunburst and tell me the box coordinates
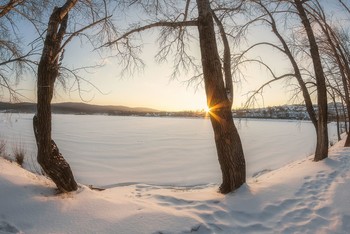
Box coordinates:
[204,106,211,114]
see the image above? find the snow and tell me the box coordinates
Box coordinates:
[0,113,349,233]
[0,114,340,187]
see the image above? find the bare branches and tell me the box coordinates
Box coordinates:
[236,52,296,107]
[212,9,233,103]
[58,64,107,102]
[245,72,294,107]
[0,37,40,101]
[59,0,79,20]
[0,0,53,102]
[97,1,203,82]
[339,0,350,15]
[0,0,24,18]
[55,15,112,62]
[100,20,198,48]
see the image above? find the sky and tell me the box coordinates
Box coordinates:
[6,0,347,111]
[51,29,292,111]
[51,34,292,112]
[15,24,291,111]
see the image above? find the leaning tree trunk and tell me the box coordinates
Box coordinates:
[341,100,349,134]
[320,19,350,146]
[340,81,350,146]
[196,0,246,194]
[336,46,350,146]
[330,91,341,141]
[295,0,329,161]
[259,2,318,131]
[34,5,77,192]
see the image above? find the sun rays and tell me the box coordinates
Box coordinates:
[205,102,227,123]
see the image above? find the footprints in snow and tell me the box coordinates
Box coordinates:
[272,170,338,233]
[0,220,22,234]
[131,168,343,233]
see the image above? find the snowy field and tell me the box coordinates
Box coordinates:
[0,113,339,188]
[0,117,349,233]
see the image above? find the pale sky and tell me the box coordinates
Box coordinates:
[55,34,292,111]
[8,1,345,111]
[14,21,293,112]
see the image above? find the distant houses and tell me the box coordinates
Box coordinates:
[0,101,346,121]
[232,103,347,121]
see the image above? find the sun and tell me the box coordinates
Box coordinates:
[204,106,211,114]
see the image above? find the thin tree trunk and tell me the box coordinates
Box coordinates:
[294,0,329,161]
[334,57,350,145]
[341,99,348,134]
[196,0,246,194]
[330,92,341,141]
[212,11,233,103]
[259,2,318,131]
[34,5,77,192]
[331,47,350,145]
[316,13,350,146]
[335,46,350,145]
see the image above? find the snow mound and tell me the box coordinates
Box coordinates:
[1,139,350,233]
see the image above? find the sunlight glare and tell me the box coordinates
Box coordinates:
[204,106,211,114]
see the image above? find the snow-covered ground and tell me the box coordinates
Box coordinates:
[0,114,340,188]
[0,113,346,233]
[0,132,349,233]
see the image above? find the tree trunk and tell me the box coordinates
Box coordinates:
[34,6,77,192]
[260,2,318,131]
[341,99,348,134]
[196,0,246,194]
[331,93,341,141]
[331,45,350,146]
[294,0,329,161]
[319,17,350,146]
[335,46,350,146]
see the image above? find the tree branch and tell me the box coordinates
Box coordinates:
[0,0,24,18]
[100,20,198,48]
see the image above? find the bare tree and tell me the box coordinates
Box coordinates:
[293,0,328,161]
[235,0,338,160]
[312,5,350,147]
[33,0,113,192]
[0,0,49,101]
[304,0,350,146]
[234,0,332,161]
[197,0,245,193]
[240,0,318,129]
[103,0,246,194]
[34,0,80,192]
[338,0,350,15]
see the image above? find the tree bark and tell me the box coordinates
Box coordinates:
[330,91,341,141]
[312,8,350,146]
[260,2,318,131]
[294,0,329,161]
[341,99,349,134]
[0,0,23,18]
[212,11,233,104]
[196,0,246,194]
[334,44,350,146]
[34,4,77,192]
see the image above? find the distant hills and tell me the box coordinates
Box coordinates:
[0,102,160,115]
[0,102,344,121]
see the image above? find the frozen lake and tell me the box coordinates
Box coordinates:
[0,113,339,187]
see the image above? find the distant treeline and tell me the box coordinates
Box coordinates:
[233,103,347,121]
[1,102,346,121]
